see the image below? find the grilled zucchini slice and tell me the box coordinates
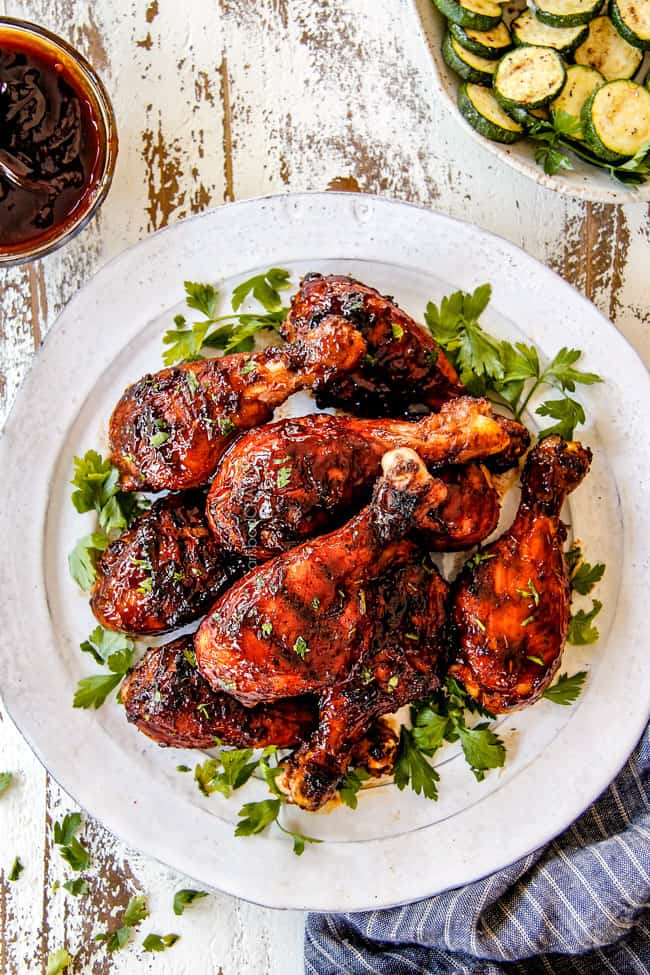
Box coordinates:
[449,21,512,58]
[458,81,525,141]
[432,0,502,30]
[512,10,588,54]
[532,0,603,28]
[494,46,566,109]
[551,64,604,137]
[582,78,650,160]
[505,104,551,126]
[609,0,650,49]
[574,16,643,79]
[443,32,499,83]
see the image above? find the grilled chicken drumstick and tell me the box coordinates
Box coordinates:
[121,636,315,749]
[450,436,592,713]
[121,636,400,779]
[281,272,464,416]
[91,492,254,635]
[110,316,366,492]
[196,448,451,810]
[208,397,529,558]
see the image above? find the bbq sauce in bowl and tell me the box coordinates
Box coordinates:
[0,19,117,265]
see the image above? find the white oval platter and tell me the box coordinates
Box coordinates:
[0,193,648,911]
[411,0,650,204]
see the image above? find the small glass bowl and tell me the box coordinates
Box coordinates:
[0,17,118,267]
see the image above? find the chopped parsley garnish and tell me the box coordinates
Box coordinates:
[276,465,292,489]
[387,675,399,692]
[261,621,273,637]
[173,888,209,915]
[8,856,23,881]
[472,616,486,633]
[143,933,180,952]
[293,636,309,659]
[176,765,191,773]
[95,894,148,953]
[150,430,169,448]
[464,551,496,570]
[542,671,588,705]
[521,615,536,628]
[217,415,236,436]
[311,597,320,610]
[526,655,544,666]
[516,579,540,606]
[391,321,404,340]
[0,771,13,796]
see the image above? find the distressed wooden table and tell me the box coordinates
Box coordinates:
[0,1,648,972]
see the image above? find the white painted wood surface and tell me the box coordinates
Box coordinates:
[0,1,647,971]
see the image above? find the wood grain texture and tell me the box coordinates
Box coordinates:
[0,0,648,971]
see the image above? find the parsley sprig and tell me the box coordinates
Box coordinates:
[425,283,602,439]
[542,671,588,705]
[566,543,606,647]
[73,626,135,710]
[95,894,148,953]
[162,269,291,366]
[0,771,13,796]
[394,677,506,798]
[68,451,149,591]
[528,112,650,186]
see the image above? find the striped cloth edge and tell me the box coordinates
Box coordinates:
[305,723,649,974]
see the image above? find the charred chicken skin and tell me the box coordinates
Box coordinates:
[196,448,451,810]
[281,273,464,417]
[207,397,529,558]
[90,492,253,635]
[120,636,316,750]
[449,436,592,713]
[121,636,400,777]
[109,316,366,492]
[278,554,449,810]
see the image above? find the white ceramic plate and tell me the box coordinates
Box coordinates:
[1,193,648,912]
[411,0,650,204]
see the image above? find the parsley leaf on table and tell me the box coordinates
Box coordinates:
[143,933,180,952]
[568,599,602,645]
[53,813,91,872]
[63,877,89,897]
[95,895,148,953]
[46,949,73,975]
[173,888,209,915]
[542,671,588,705]
[8,856,23,881]
[0,771,13,796]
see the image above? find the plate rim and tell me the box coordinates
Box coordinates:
[1,192,649,911]
[409,0,650,205]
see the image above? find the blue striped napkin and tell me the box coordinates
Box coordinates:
[306,724,649,974]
